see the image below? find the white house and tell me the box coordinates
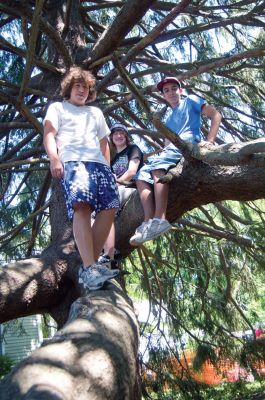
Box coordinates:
[0,315,45,363]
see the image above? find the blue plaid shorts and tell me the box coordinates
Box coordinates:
[61,161,119,220]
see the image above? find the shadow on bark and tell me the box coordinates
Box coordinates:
[0,281,141,400]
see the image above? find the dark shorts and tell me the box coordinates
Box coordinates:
[61,161,119,220]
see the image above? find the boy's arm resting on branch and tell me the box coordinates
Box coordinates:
[100,136,111,164]
[201,104,222,144]
[115,158,141,184]
[43,120,64,179]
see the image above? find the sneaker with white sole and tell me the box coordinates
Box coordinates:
[98,253,120,269]
[78,263,120,291]
[141,218,172,243]
[129,219,153,246]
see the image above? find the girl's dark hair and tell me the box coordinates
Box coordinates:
[109,130,130,148]
[60,67,96,102]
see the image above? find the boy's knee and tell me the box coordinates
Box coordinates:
[151,169,165,178]
[73,202,92,213]
[102,208,117,216]
[136,179,151,188]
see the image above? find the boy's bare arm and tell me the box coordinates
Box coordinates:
[43,120,64,178]
[100,136,110,164]
[201,104,222,143]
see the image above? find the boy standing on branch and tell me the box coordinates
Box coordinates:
[130,77,222,246]
[43,67,120,291]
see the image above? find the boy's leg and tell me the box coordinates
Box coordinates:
[73,202,94,267]
[140,169,171,242]
[77,163,120,290]
[92,209,116,260]
[152,169,169,220]
[136,179,155,221]
[100,222,116,260]
[78,207,119,292]
[129,180,154,246]
[130,169,172,245]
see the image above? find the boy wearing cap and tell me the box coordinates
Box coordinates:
[43,67,120,291]
[130,77,221,246]
[98,123,143,264]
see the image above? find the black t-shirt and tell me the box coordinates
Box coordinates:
[111,144,143,179]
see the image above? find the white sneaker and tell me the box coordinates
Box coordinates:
[78,263,120,291]
[129,220,153,246]
[142,218,172,243]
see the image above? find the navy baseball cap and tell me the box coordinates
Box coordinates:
[157,77,181,92]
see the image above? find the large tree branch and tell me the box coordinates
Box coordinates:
[188,139,265,166]
[96,0,193,91]
[116,159,265,255]
[87,0,157,64]
[0,283,140,400]
[0,244,78,324]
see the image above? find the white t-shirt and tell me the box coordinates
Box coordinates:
[43,101,110,165]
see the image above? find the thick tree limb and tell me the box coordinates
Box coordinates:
[189,139,265,166]
[116,160,265,255]
[0,283,140,400]
[96,0,193,91]
[148,117,265,167]
[0,244,78,324]
[87,0,157,65]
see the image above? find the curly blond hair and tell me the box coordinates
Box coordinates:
[60,67,96,102]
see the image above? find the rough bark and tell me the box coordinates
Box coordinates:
[0,283,140,400]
